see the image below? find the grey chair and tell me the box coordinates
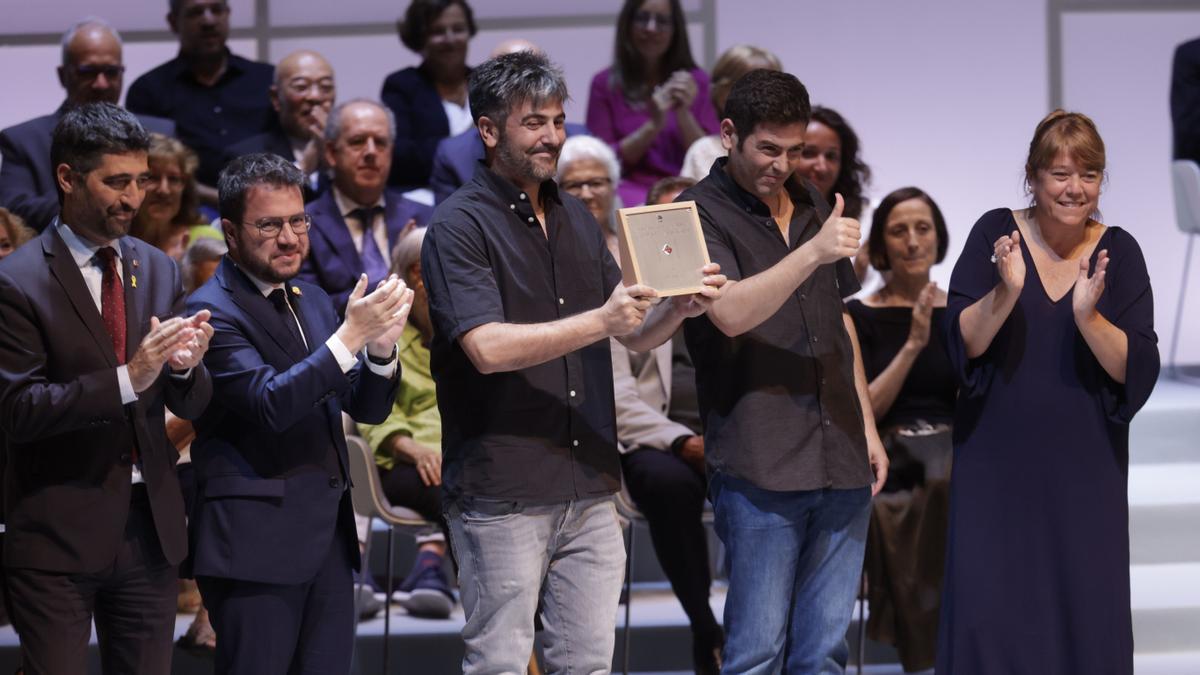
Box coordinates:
[1170,159,1200,383]
[346,433,437,675]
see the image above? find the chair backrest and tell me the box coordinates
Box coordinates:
[1172,160,1200,234]
[345,434,430,528]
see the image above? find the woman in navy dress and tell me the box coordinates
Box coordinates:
[937,110,1159,674]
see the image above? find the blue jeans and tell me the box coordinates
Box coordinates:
[446,495,626,675]
[711,473,871,675]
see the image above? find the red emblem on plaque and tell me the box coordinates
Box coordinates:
[661,244,673,255]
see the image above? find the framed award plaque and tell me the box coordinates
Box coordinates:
[615,201,711,297]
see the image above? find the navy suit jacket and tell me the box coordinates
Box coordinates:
[300,188,433,316]
[381,64,469,189]
[0,223,210,573]
[0,105,174,232]
[1172,37,1200,163]
[186,258,398,584]
[220,124,329,201]
[429,122,590,205]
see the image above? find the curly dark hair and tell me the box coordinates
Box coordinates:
[867,186,949,272]
[723,69,810,149]
[809,106,871,220]
[397,0,476,53]
[610,0,697,102]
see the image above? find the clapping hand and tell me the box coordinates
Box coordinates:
[664,70,698,108]
[339,274,414,356]
[1072,249,1108,323]
[906,282,936,351]
[128,313,211,392]
[992,229,1026,292]
[166,310,214,371]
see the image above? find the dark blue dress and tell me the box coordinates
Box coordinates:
[936,208,1159,674]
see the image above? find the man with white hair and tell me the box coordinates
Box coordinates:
[0,18,174,231]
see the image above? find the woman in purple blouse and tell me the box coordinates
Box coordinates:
[587,0,719,208]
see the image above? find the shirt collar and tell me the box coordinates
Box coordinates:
[473,161,562,209]
[231,261,285,298]
[332,186,386,219]
[57,221,121,269]
[707,156,816,219]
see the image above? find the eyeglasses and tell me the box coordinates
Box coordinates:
[283,77,335,97]
[72,65,125,81]
[244,213,311,237]
[632,11,672,30]
[561,178,612,193]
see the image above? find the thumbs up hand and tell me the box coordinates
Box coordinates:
[806,193,861,265]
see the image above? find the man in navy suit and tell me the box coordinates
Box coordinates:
[301,99,433,316]
[221,50,336,202]
[187,152,412,674]
[0,18,174,232]
[0,103,212,675]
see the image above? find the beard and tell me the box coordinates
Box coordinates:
[495,132,559,185]
[231,236,308,284]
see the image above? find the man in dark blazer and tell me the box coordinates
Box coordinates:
[0,103,212,674]
[221,50,336,202]
[301,99,433,316]
[1172,36,1200,164]
[429,121,589,204]
[0,18,174,232]
[187,152,411,674]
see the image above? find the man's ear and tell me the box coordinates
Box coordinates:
[220,218,238,251]
[719,118,737,153]
[166,11,179,35]
[477,116,500,150]
[55,163,76,197]
[269,85,282,114]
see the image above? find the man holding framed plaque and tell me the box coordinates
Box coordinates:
[678,69,889,673]
[420,51,725,674]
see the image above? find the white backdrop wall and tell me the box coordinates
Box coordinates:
[1,0,1198,363]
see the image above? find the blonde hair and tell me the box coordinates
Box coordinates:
[1024,110,1106,195]
[709,45,782,115]
[0,207,35,250]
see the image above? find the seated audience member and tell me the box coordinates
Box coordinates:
[1173,36,1200,164]
[223,50,335,201]
[795,106,876,289]
[0,18,174,231]
[127,0,274,192]
[845,187,955,672]
[557,135,624,256]
[357,226,456,619]
[0,208,36,260]
[132,133,215,261]
[429,39,589,204]
[382,0,477,190]
[612,175,726,674]
[587,0,718,208]
[679,45,782,181]
[183,236,227,295]
[301,99,434,316]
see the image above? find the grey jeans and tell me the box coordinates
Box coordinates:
[446,495,626,675]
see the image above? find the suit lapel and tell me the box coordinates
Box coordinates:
[286,282,325,356]
[311,193,365,278]
[120,238,147,363]
[43,226,118,368]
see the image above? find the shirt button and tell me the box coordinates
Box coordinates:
[800,293,807,301]
[519,193,528,201]
[328,476,340,488]
[509,204,516,210]
[823,419,832,427]
[572,440,580,447]
[811,335,819,343]
[527,217,535,223]
[820,377,826,386]
[219,129,228,136]
[213,105,222,113]
[569,390,576,397]
[558,297,565,305]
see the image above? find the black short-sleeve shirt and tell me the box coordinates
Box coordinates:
[126,51,275,186]
[422,163,625,503]
[680,158,873,492]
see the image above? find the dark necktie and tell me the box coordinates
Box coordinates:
[268,288,308,352]
[349,206,388,285]
[96,247,126,365]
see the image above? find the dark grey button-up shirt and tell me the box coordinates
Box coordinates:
[422,163,624,504]
[681,158,873,492]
